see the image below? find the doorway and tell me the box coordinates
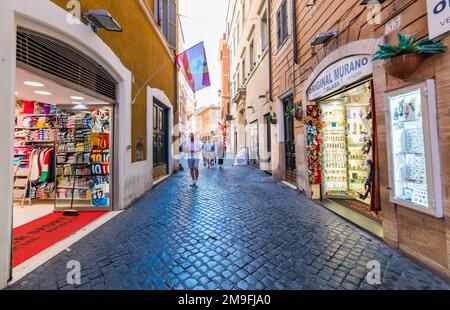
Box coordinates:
[283,96,296,185]
[153,99,169,180]
[12,67,114,268]
[318,81,382,226]
[249,120,259,167]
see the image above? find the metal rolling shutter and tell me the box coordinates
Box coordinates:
[16,27,117,102]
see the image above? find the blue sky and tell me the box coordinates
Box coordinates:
[179,0,229,108]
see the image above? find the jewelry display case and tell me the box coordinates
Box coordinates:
[385,80,443,217]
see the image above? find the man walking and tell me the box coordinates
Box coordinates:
[185,132,201,186]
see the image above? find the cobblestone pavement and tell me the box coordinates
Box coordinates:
[10,161,450,290]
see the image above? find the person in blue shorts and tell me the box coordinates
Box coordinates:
[185,132,201,186]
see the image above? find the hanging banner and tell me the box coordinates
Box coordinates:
[307,55,372,100]
[175,42,211,93]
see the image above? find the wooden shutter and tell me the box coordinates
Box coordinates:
[168,0,177,49]
[282,1,288,41]
[162,0,169,39]
[154,0,161,25]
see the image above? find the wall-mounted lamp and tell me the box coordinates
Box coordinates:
[83,9,122,33]
[360,0,386,4]
[311,30,337,46]
[306,0,316,7]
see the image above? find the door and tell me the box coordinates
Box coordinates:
[249,120,259,167]
[153,100,168,179]
[283,96,297,184]
[234,131,238,155]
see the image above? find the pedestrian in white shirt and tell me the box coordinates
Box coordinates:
[184,132,201,186]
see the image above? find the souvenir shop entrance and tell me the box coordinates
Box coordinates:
[317,80,382,234]
[12,66,115,267]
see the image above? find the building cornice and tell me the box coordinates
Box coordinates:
[136,0,175,62]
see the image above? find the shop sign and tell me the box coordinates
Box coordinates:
[427,0,450,39]
[307,55,372,101]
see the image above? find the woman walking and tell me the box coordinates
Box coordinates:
[204,138,215,168]
[216,140,225,169]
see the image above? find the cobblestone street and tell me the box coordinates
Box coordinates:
[10,162,450,290]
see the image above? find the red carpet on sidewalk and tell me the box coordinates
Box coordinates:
[13,211,107,267]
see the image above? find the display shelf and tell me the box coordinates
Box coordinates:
[56,163,90,166]
[395,152,423,156]
[55,198,91,201]
[22,114,57,117]
[15,127,54,130]
[57,187,89,190]
[57,151,92,154]
[23,140,55,143]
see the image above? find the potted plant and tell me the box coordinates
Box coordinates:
[285,102,302,121]
[372,33,446,79]
[265,112,277,124]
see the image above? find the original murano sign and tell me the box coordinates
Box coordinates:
[307,55,372,101]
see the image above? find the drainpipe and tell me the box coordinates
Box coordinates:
[268,1,273,102]
[292,0,298,64]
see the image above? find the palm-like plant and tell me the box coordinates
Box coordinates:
[372,33,446,61]
[285,103,301,115]
[264,112,277,124]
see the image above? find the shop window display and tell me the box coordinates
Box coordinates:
[385,81,444,218]
[14,100,57,203]
[305,105,323,185]
[14,99,112,210]
[388,89,428,207]
[319,82,374,207]
[56,108,111,208]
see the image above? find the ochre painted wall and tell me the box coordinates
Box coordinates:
[51,0,177,162]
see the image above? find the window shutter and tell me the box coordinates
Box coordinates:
[276,10,282,48]
[154,0,161,25]
[282,2,288,40]
[162,0,169,39]
[168,0,177,49]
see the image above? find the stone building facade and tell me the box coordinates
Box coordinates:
[268,0,450,277]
